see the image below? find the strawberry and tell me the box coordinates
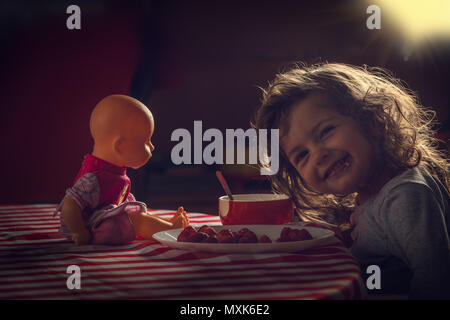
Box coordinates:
[277,227,292,242]
[202,235,219,243]
[276,227,313,242]
[258,235,272,243]
[177,226,197,242]
[238,229,258,243]
[198,225,216,236]
[294,229,313,241]
[216,229,235,243]
[186,232,208,243]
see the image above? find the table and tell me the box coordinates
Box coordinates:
[0,204,367,299]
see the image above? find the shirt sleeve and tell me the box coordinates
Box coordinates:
[65,172,100,211]
[378,183,450,299]
[126,193,136,202]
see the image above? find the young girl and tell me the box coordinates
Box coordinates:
[252,62,449,299]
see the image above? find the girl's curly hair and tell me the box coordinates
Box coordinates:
[251,62,449,227]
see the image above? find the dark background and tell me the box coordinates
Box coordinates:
[0,0,448,214]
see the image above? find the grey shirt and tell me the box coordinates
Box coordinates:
[350,167,450,299]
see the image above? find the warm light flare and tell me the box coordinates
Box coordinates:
[375,0,450,43]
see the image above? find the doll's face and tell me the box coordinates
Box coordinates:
[118,113,155,169]
[90,95,156,169]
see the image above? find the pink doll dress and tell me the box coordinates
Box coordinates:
[54,154,146,245]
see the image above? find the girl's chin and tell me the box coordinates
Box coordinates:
[332,191,355,197]
[314,188,353,197]
[325,175,360,196]
[323,185,357,197]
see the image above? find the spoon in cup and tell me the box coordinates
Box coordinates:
[215,171,234,201]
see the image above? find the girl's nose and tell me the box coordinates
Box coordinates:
[315,148,329,166]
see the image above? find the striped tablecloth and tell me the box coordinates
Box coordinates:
[0,204,367,300]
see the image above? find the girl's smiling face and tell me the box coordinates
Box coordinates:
[280,92,376,197]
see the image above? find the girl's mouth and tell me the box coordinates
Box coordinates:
[324,155,351,180]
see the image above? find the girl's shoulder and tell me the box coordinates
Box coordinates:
[378,167,448,203]
[360,167,449,225]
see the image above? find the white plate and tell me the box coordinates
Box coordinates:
[152,224,337,254]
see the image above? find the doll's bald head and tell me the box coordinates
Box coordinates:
[90,95,155,168]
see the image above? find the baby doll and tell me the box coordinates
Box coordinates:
[54,94,189,245]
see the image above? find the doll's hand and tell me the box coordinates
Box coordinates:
[72,228,92,246]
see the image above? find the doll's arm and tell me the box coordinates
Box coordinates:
[61,196,92,245]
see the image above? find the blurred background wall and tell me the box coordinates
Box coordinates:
[0,0,448,214]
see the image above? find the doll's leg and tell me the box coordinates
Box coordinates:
[170,207,189,228]
[158,207,189,226]
[135,207,189,226]
[128,210,177,240]
[156,207,189,221]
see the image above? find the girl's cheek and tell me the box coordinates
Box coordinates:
[300,167,314,187]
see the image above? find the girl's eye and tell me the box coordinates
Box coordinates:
[320,126,335,139]
[295,150,308,164]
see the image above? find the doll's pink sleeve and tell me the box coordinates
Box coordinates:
[126,193,136,202]
[66,173,100,211]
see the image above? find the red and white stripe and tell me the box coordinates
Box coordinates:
[0,204,366,300]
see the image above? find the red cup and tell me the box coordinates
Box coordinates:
[219,194,294,225]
